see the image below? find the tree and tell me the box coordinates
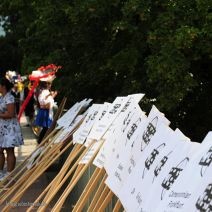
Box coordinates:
[0,0,211,141]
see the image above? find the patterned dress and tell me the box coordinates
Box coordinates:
[0,92,24,148]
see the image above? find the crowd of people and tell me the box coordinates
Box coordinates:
[0,73,58,181]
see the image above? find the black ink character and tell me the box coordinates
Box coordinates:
[90,111,98,121]
[161,157,189,200]
[199,146,212,177]
[109,104,121,114]
[152,151,173,183]
[85,114,92,123]
[196,183,212,212]
[99,110,106,121]
[126,118,142,144]
[122,111,133,133]
[131,188,136,194]
[142,143,166,179]
[141,116,158,151]
[121,100,131,113]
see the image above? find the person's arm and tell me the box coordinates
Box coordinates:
[0,103,16,119]
[45,91,58,99]
[51,91,58,98]
[41,102,51,109]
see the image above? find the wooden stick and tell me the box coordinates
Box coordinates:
[27,144,84,212]
[87,174,107,212]
[40,144,83,198]
[52,164,89,211]
[1,98,65,188]
[113,199,122,212]
[40,127,59,145]
[2,149,63,210]
[47,144,81,191]
[0,127,63,190]
[72,168,104,212]
[2,140,73,211]
[26,128,72,173]
[28,139,87,211]
[52,141,103,211]
[0,165,37,203]
[36,152,88,211]
[37,145,90,211]
[98,190,114,211]
[92,185,110,212]
[0,129,59,189]
[0,139,64,201]
[0,158,29,189]
[1,143,63,205]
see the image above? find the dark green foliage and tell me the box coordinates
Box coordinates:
[0,0,211,142]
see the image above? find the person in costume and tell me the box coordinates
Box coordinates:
[35,76,57,144]
[0,77,24,181]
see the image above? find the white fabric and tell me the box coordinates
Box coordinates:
[38,89,54,107]
[38,89,55,120]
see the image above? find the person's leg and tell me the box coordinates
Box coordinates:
[16,102,20,115]
[25,116,30,126]
[0,148,5,172]
[37,127,48,144]
[5,148,16,172]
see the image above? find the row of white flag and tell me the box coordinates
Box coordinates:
[55,94,211,212]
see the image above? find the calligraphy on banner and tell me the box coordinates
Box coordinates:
[56,94,211,211]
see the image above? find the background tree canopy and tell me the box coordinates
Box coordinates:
[0,0,211,142]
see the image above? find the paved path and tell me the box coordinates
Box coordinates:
[16,115,38,163]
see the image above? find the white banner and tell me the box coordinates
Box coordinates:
[105,105,170,197]
[87,96,130,140]
[73,104,102,144]
[156,132,211,211]
[93,97,145,169]
[56,98,92,129]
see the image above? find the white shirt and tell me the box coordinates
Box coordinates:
[38,89,54,108]
[38,89,55,119]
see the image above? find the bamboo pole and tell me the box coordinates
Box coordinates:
[52,163,91,211]
[92,185,110,212]
[0,97,66,188]
[37,145,90,212]
[0,128,59,189]
[45,144,81,192]
[72,168,104,212]
[27,144,84,212]
[1,140,73,211]
[0,164,37,203]
[98,190,114,211]
[0,129,74,202]
[87,174,107,212]
[1,143,63,209]
[113,199,122,212]
[52,141,103,211]
[0,157,29,189]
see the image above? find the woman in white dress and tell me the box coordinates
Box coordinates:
[0,77,24,180]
